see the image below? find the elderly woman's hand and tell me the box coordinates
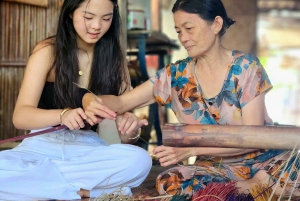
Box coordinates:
[153,146,195,167]
[116,112,148,137]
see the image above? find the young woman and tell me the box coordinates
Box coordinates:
[82,0,300,198]
[0,0,152,200]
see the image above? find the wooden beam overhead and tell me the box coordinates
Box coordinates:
[258,0,300,11]
[3,0,48,8]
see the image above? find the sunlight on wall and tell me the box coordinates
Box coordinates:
[258,11,300,126]
[262,50,300,126]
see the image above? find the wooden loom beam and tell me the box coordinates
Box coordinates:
[162,124,300,150]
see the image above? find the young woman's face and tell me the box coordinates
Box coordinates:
[173,10,218,58]
[71,0,114,45]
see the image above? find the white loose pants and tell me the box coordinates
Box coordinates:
[0,129,152,201]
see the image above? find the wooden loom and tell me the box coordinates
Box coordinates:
[162,123,300,149]
[162,123,300,201]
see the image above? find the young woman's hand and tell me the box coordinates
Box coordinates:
[82,93,117,126]
[116,112,148,137]
[60,108,87,130]
[153,146,194,167]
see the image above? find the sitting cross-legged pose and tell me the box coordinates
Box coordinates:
[82,0,300,198]
[0,0,152,200]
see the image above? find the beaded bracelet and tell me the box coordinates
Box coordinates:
[60,108,71,124]
[123,128,141,140]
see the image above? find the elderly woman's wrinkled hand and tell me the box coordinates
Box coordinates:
[116,112,148,136]
[153,146,194,167]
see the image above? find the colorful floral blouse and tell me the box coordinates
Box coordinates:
[150,51,295,196]
[150,50,273,125]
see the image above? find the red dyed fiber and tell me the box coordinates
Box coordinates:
[192,182,237,201]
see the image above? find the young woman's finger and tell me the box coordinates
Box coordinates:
[70,119,80,130]
[76,108,87,120]
[85,118,95,126]
[96,105,117,120]
[84,96,116,120]
[85,111,99,125]
[87,106,116,121]
[74,114,85,128]
[66,121,75,130]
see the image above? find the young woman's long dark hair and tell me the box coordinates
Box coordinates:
[52,0,127,108]
[172,0,235,36]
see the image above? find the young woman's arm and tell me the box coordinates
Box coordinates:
[82,80,155,143]
[83,80,156,121]
[13,42,87,130]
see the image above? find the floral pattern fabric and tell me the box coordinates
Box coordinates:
[156,150,300,196]
[151,50,297,195]
[150,50,273,125]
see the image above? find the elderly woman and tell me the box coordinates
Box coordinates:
[82,0,299,198]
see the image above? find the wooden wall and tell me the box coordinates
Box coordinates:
[0,0,61,140]
[222,0,258,55]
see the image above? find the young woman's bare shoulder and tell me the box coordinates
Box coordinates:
[32,38,55,56]
[28,38,55,69]
[26,39,54,79]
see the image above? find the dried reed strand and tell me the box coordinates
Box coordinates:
[250,183,277,201]
[288,153,300,200]
[94,186,173,201]
[72,82,97,97]
[269,147,297,200]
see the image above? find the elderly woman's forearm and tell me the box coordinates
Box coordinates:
[194,147,258,157]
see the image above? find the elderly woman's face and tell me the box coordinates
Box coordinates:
[173,10,217,58]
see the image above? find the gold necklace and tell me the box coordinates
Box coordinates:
[79,70,84,76]
[78,50,90,76]
[79,61,89,76]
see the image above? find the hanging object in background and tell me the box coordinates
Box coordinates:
[3,0,48,7]
[127,0,150,30]
[127,3,146,30]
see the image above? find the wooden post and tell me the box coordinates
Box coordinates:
[4,0,48,8]
[151,0,162,32]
